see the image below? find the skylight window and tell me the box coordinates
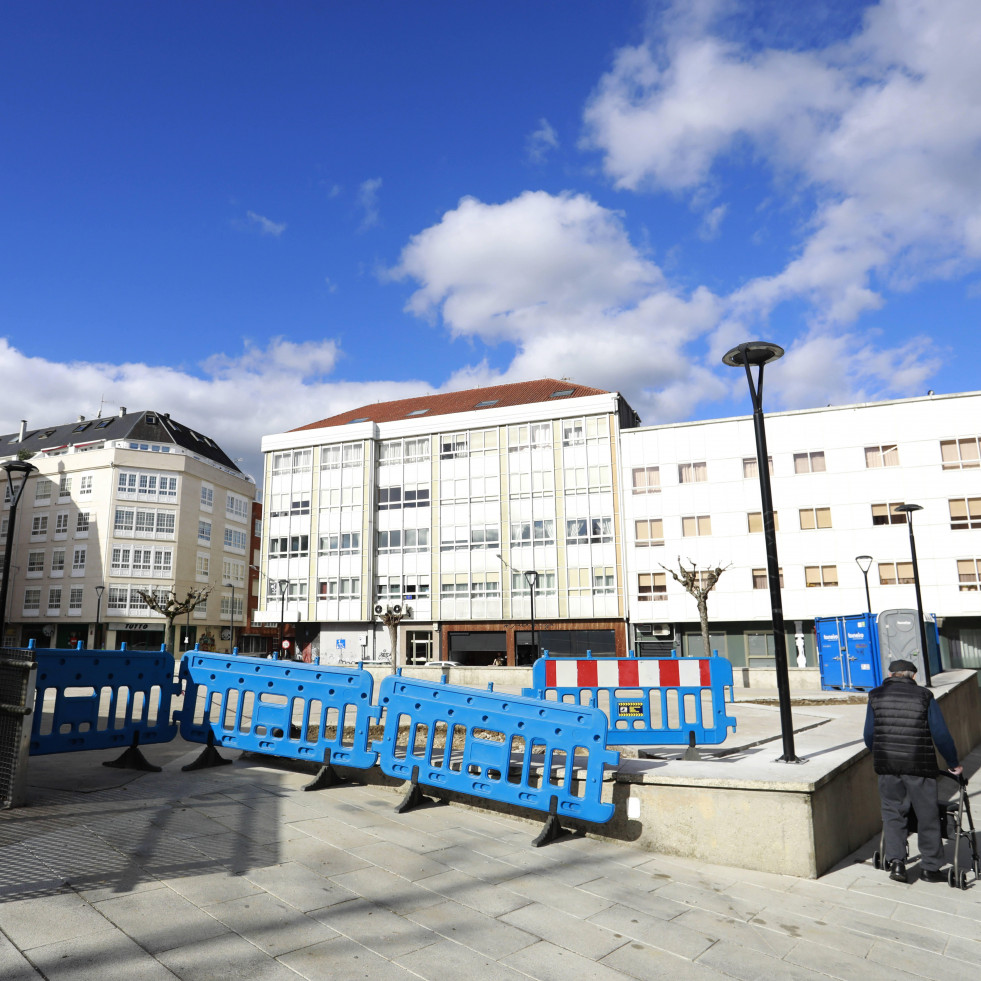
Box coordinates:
[72,423,91,433]
[475,400,498,408]
[407,409,429,416]
[95,419,112,429]
[348,417,370,424]
[550,389,574,398]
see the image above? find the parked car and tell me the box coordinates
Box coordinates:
[426,660,460,668]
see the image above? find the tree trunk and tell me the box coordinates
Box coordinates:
[387,621,399,671]
[697,595,711,657]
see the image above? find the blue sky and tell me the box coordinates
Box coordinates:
[2,1,979,483]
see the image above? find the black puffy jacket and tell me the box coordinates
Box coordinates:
[868,675,937,776]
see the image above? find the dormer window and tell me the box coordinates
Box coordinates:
[146,413,158,425]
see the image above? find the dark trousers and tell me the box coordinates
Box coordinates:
[878,773,945,870]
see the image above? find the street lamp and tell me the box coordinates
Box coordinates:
[524,570,539,664]
[893,504,933,687]
[225,581,236,653]
[855,555,873,615]
[723,341,801,764]
[94,584,105,650]
[0,460,38,646]
[277,579,289,658]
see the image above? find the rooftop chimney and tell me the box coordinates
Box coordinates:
[77,415,85,423]
[18,420,26,441]
[119,406,127,417]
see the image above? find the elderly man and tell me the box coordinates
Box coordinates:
[864,659,962,883]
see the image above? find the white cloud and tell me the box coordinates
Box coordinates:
[526,118,559,164]
[582,0,981,331]
[245,210,287,237]
[358,177,382,230]
[0,337,429,485]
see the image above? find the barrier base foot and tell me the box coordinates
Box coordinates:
[395,780,446,814]
[303,763,342,792]
[682,732,701,761]
[182,742,232,771]
[103,744,161,772]
[532,813,576,847]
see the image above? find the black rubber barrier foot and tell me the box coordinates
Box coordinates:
[682,731,701,761]
[182,732,232,771]
[531,796,580,847]
[395,767,447,813]
[303,762,342,792]
[103,742,161,773]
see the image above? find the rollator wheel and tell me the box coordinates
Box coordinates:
[958,870,968,890]
[948,867,956,888]
[872,850,881,870]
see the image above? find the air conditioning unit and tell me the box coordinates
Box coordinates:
[391,604,402,615]
[373,604,384,615]
[651,623,673,638]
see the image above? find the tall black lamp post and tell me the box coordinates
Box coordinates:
[723,342,801,764]
[225,581,236,653]
[0,460,38,646]
[855,555,873,615]
[893,504,933,687]
[524,570,539,662]
[277,578,289,657]
[94,584,105,650]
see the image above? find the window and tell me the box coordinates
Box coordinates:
[743,457,773,478]
[632,466,660,494]
[378,529,402,552]
[226,493,249,521]
[878,562,914,585]
[47,587,61,613]
[638,573,667,601]
[592,568,615,594]
[565,516,613,545]
[153,549,173,575]
[222,558,246,583]
[871,502,908,526]
[865,444,900,468]
[198,520,211,544]
[23,588,41,613]
[941,438,981,470]
[268,535,308,558]
[510,571,556,594]
[439,526,470,551]
[54,512,69,537]
[76,512,91,535]
[949,498,981,530]
[378,486,402,510]
[69,587,83,612]
[78,475,93,496]
[404,438,430,463]
[682,515,712,537]
[405,527,429,551]
[407,408,429,416]
[440,432,469,459]
[27,551,44,575]
[51,549,65,575]
[59,475,72,499]
[957,559,981,591]
[378,440,402,464]
[196,553,210,578]
[71,547,86,575]
[752,568,783,589]
[224,528,247,552]
[509,519,555,546]
[678,462,707,483]
[799,507,832,530]
[635,518,664,546]
[319,532,361,554]
[804,565,838,588]
[273,448,313,473]
[31,515,48,538]
[468,525,499,549]
[794,451,826,474]
[201,485,214,509]
[319,577,361,600]
[562,418,585,446]
[403,485,430,508]
[747,512,779,533]
[564,466,611,494]
[34,479,52,504]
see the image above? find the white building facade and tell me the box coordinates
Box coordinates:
[257,383,981,673]
[1,409,256,653]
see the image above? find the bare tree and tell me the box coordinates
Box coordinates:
[374,603,413,670]
[660,557,730,657]
[137,586,213,654]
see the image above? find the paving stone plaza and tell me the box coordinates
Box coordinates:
[2,728,979,981]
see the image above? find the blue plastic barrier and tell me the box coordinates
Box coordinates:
[374,672,620,831]
[30,644,179,756]
[174,650,379,772]
[522,651,736,746]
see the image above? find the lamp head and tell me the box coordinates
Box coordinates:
[722,341,785,368]
[855,555,873,574]
[523,570,539,587]
[893,504,923,516]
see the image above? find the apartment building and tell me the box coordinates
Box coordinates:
[257,380,640,664]
[0,409,256,653]
[621,391,981,670]
[257,381,980,672]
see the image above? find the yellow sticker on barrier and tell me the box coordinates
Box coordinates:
[618,701,644,718]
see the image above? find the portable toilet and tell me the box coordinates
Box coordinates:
[876,609,942,680]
